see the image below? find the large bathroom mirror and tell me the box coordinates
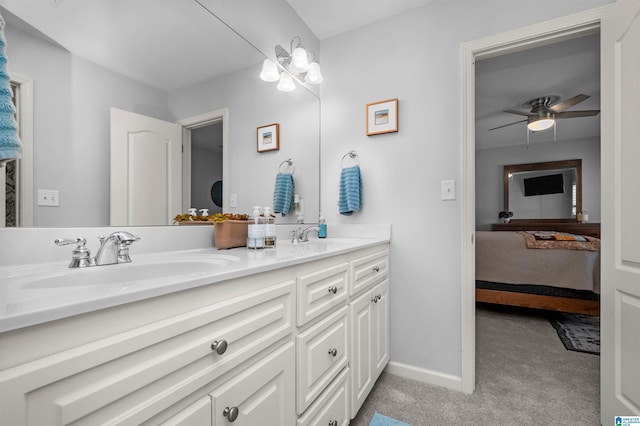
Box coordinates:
[503,159,582,222]
[0,0,320,227]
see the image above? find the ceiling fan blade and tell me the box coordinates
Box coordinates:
[548,94,590,113]
[503,109,535,117]
[555,110,600,119]
[488,119,528,131]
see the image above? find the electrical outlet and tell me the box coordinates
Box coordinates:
[38,189,60,206]
[441,180,455,201]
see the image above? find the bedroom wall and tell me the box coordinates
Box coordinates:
[476,136,601,231]
[319,0,612,382]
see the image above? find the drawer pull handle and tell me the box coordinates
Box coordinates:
[223,406,239,422]
[371,294,381,303]
[328,286,338,294]
[328,348,338,357]
[373,266,380,272]
[329,421,338,426]
[211,339,228,355]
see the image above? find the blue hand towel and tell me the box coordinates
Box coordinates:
[0,13,21,165]
[339,165,362,216]
[273,172,294,215]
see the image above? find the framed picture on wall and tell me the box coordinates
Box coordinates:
[366,98,398,136]
[257,123,280,152]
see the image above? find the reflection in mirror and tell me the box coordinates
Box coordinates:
[0,0,320,227]
[503,159,582,222]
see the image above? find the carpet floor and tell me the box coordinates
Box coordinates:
[351,304,600,426]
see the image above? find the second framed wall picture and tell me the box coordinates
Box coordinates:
[366,98,398,136]
[257,123,280,152]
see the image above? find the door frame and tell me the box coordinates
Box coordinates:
[178,108,228,213]
[460,6,609,394]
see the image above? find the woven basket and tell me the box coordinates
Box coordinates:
[214,220,248,249]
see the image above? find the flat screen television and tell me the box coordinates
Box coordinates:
[523,173,564,196]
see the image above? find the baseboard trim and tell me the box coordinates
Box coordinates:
[384,361,462,392]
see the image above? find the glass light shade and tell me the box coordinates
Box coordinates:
[259,58,280,82]
[304,62,323,84]
[527,118,555,131]
[277,72,295,92]
[290,46,309,73]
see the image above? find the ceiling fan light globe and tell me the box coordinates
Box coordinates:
[527,118,555,131]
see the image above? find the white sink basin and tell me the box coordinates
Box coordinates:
[20,255,239,290]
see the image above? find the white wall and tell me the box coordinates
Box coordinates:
[319,0,612,379]
[5,24,170,226]
[476,136,601,230]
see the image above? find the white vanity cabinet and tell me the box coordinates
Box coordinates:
[0,240,390,426]
[348,248,390,418]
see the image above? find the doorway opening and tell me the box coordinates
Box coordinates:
[460,7,607,394]
[179,108,228,215]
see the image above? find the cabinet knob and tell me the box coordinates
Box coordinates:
[223,406,239,422]
[376,294,382,301]
[372,266,380,272]
[328,421,338,426]
[211,339,228,355]
[328,286,338,294]
[328,348,338,357]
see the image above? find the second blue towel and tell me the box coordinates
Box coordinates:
[339,165,362,216]
[273,172,294,215]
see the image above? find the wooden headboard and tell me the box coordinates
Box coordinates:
[491,221,601,238]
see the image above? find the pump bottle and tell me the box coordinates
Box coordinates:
[247,206,265,249]
[318,213,327,238]
[264,206,276,248]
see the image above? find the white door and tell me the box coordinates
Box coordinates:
[110,108,182,226]
[601,0,640,422]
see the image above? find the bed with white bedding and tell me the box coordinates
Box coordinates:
[475,230,600,314]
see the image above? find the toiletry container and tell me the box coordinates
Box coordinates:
[264,206,276,248]
[247,206,265,249]
[318,213,327,238]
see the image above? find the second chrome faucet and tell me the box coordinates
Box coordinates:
[55,231,141,268]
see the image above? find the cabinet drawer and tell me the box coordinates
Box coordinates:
[297,262,349,326]
[160,396,212,426]
[350,249,388,296]
[2,281,295,426]
[296,306,349,414]
[211,342,295,426]
[297,367,349,426]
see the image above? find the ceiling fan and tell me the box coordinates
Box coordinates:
[489,94,600,132]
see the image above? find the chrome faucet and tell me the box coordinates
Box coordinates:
[291,226,321,243]
[55,231,140,268]
[95,231,141,265]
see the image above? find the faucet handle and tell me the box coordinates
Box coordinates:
[55,237,96,268]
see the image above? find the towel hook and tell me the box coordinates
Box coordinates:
[341,150,360,168]
[278,158,295,175]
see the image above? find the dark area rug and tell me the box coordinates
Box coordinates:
[549,313,600,355]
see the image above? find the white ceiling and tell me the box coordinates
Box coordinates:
[475,33,601,150]
[285,0,439,40]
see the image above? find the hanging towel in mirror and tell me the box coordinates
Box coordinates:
[273,172,294,215]
[0,13,21,166]
[339,165,362,216]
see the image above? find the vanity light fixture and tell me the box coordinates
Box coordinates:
[259,36,323,91]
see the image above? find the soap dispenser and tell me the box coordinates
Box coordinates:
[247,206,265,249]
[318,212,327,238]
[264,206,276,248]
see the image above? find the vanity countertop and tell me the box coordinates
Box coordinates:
[0,237,389,333]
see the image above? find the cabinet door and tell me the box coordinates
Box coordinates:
[211,342,295,426]
[372,279,390,378]
[160,396,212,426]
[349,289,374,418]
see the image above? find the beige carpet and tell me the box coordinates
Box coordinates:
[351,304,600,425]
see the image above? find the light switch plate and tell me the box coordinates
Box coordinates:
[229,193,237,208]
[441,180,455,201]
[38,189,60,206]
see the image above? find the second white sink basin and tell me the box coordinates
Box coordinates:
[21,257,237,289]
